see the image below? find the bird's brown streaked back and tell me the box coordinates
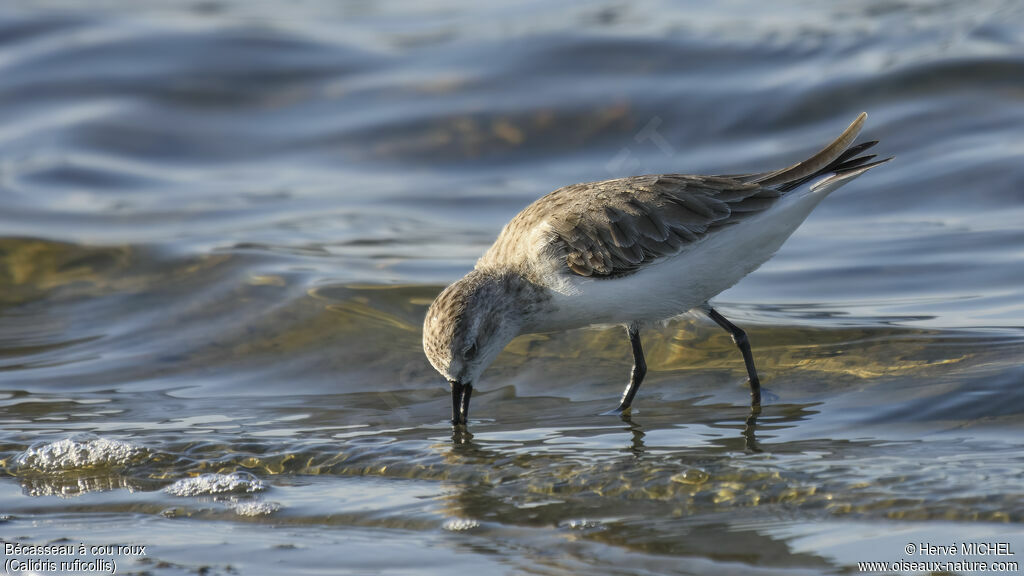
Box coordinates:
[480,114,881,280]
[483,175,781,278]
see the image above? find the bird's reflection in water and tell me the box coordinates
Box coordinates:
[744,404,762,453]
[617,412,647,457]
[447,396,765,455]
[450,427,477,450]
[616,401,764,455]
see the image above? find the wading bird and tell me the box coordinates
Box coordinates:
[423,113,888,426]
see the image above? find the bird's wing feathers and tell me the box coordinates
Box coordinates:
[481,113,888,280]
[547,175,779,278]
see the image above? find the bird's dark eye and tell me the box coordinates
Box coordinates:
[464,342,478,360]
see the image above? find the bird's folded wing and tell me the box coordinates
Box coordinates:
[546,175,781,278]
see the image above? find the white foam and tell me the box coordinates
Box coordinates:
[562,518,602,530]
[442,518,479,531]
[164,472,266,497]
[14,437,146,473]
[230,500,281,516]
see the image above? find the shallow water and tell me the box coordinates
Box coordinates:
[2,0,1024,574]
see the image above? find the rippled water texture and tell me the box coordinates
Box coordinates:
[2,1,1024,574]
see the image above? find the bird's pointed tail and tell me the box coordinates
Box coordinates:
[727,113,892,193]
[755,112,867,187]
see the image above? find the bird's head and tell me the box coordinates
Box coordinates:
[422,270,525,389]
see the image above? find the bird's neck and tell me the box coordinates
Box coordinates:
[472,266,551,335]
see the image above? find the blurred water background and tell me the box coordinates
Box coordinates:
[2,1,1024,574]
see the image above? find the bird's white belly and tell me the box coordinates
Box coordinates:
[536,188,829,330]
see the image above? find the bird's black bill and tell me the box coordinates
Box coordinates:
[450,380,473,426]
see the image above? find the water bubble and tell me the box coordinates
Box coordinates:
[442,517,479,531]
[14,436,147,473]
[164,472,266,497]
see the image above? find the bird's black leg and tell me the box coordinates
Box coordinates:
[450,381,472,426]
[615,323,647,413]
[705,307,762,406]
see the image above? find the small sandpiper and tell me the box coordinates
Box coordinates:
[424,113,889,426]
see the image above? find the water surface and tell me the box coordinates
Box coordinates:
[2,1,1024,574]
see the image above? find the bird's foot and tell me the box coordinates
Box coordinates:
[600,404,633,417]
